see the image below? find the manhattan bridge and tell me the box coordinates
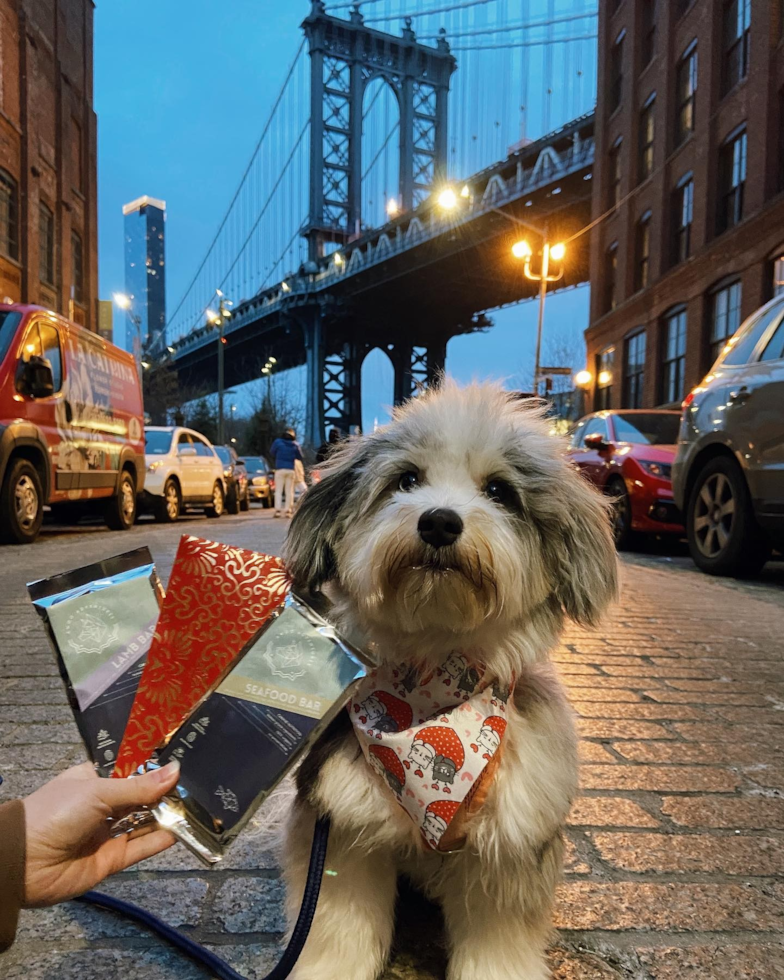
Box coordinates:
[161,0,598,444]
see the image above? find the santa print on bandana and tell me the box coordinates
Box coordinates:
[350,652,512,851]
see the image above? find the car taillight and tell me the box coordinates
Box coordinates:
[682,390,695,409]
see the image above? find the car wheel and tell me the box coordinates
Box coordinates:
[687,456,770,577]
[1,458,44,544]
[240,489,250,512]
[607,478,637,551]
[261,493,271,509]
[154,478,181,524]
[226,483,241,515]
[105,471,137,531]
[205,481,225,518]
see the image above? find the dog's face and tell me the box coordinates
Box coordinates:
[286,381,616,655]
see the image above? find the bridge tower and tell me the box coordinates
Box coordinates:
[301,1,456,444]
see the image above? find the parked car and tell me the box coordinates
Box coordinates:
[673,294,784,576]
[567,410,683,548]
[214,445,249,514]
[244,455,273,507]
[141,426,226,522]
[0,303,145,543]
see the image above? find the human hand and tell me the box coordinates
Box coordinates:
[23,760,180,907]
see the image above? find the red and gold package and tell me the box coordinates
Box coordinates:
[113,535,290,777]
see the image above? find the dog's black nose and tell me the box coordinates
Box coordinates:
[418,508,463,548]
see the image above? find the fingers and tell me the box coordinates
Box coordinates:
[119,829,177,869]
[94,762,181,811]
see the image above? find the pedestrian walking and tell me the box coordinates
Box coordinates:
[269,427,303,518]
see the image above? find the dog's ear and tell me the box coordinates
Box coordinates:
[549,467,618,627]
[284,443,362,593]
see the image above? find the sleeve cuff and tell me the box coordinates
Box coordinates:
[0,799,26,953]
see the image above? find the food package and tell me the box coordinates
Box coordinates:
[151,593,371,864]
[28,548,164,776]
[114,535,290,778]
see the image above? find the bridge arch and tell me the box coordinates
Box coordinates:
[361,345,395,433]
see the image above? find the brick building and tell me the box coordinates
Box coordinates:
[585,0,784,411]
[0,0,97,329]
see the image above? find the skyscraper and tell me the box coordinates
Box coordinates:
[122,195,166,354]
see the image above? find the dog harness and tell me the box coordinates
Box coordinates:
[349,652,513,852]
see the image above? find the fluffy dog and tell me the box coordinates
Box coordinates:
[282,380,617,980]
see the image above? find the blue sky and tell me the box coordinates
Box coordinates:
[95,1,591,431]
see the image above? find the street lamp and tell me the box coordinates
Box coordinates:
[511,236,566,396]
[113,292,143,374]
[437,187,458,210]
[574,370,592,388]
[207,292,233,444]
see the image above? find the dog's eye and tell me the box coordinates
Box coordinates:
[398,471,420,492]
[484,478,516,507]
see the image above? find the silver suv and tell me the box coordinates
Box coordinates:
[673,294,784,576]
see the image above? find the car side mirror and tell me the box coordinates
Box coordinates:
[584,433,613,452]
[236,459,245,466]
[24,356,54,398]
[178,446,197,457]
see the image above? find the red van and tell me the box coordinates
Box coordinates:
[0,304,145,543]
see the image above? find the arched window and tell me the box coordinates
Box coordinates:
[0,169,19,261]
[661,306,687,403]
[708,278,742,364]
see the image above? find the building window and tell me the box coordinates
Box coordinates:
[0,168,19,261]
[671,173,694,265]
[596,347,615,410]
[609,33,624,114]
[608,138,622,209]
[638,96,655,183]
[662,307,687,403]
[38,203,55,286]
[605,241,619,312]
[675,42,697,146]
[634,211,652,291]
[641,0,656,67]
[71,118,84,194]
[717,128,747,234]
[772,252,784,297]
[624,330,646,408]
[709,279,742,363]
[71,231,84,305]
[722,0,750,97]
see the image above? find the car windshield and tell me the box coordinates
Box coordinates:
[244,456,268,474]
[0,311,22,365]
[613,413,680,445]
[145,430,173,454]
[214,446,231,464]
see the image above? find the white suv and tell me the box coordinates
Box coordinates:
[142,426,227,523]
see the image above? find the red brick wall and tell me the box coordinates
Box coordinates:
[586,0,784,410]
[0,0,97,330]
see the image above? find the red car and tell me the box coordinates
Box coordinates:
[566,410,684,548]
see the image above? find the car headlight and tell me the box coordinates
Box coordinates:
[223,467,232,478]
[638,460,672,479]
[147,460,164,473]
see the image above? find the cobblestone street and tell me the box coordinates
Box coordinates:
[0,512,783,979]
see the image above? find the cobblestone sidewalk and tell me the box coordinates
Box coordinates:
[0,525,782,979]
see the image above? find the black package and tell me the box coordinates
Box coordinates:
[28,548,163,776]
[152,593,371,864]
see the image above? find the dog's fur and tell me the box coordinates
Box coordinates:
[282,380,617,980]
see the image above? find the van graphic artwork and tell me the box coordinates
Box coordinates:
[0,304,146,542]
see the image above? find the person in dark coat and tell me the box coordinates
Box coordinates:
[315,427,341,465]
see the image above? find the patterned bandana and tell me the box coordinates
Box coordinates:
[349,652,513,852]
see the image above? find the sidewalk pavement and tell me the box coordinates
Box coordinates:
[0,524,782,978]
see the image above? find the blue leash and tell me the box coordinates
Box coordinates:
[74,816,331,980]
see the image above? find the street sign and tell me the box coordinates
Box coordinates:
[538,367,573,376]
